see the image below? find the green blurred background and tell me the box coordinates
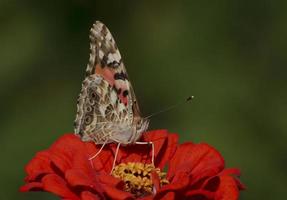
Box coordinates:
[1,0,286,199]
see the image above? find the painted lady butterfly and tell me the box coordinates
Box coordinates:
[74,21,149,145]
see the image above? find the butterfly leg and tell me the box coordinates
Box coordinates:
[135,141,155,166]
[110,143,121,174]
[88,141,107,168]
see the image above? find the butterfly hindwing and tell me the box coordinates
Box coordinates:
[74,74,130,143]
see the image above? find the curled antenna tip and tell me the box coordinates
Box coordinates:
[186,96,194,102]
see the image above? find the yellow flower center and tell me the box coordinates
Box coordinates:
[112,162,169,198]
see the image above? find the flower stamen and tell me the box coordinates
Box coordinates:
[112,162,169,198]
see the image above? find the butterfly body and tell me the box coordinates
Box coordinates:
[74,21,149,144]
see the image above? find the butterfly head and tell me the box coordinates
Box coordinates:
[135,117,149,136]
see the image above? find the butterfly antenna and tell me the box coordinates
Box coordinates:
[144,96,194,119]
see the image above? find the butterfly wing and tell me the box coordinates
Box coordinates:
[74,21,144,143]
[87,21,139,112]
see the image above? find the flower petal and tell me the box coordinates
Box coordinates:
[97,174,123,187]
[23,151,53,182]
[219,168,245,190]
[151,171,161,193]
[214,175,240,200]
[65,169,96,188]
[42,174,79,200]
[49,134,89,172]
[219,168,241,177]
[19,182,43,192]
[81,191,101,200]
[144,130,178,169]
[103,186,134,200]
[49,134,84,152]
[158,191,176,200]
[97,174,135,199]
[154,171,189,199]
[203,176,220,192]
[167,143,225,185]
[185,190,214,200]
[86,142,115,173]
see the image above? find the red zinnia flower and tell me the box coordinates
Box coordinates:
[20,130,244,199]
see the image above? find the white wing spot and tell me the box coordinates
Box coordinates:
[106,32,112,41]
[94,76,102,84]
[110,91,117,104]
[99,50,104,59]
[99,105,106,117]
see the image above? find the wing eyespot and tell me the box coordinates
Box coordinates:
[89,99,96,105]
[84,115,93,125]
[88,90,100,102]
[85,105,93,113]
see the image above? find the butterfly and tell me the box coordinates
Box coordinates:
[74,21,149,145]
